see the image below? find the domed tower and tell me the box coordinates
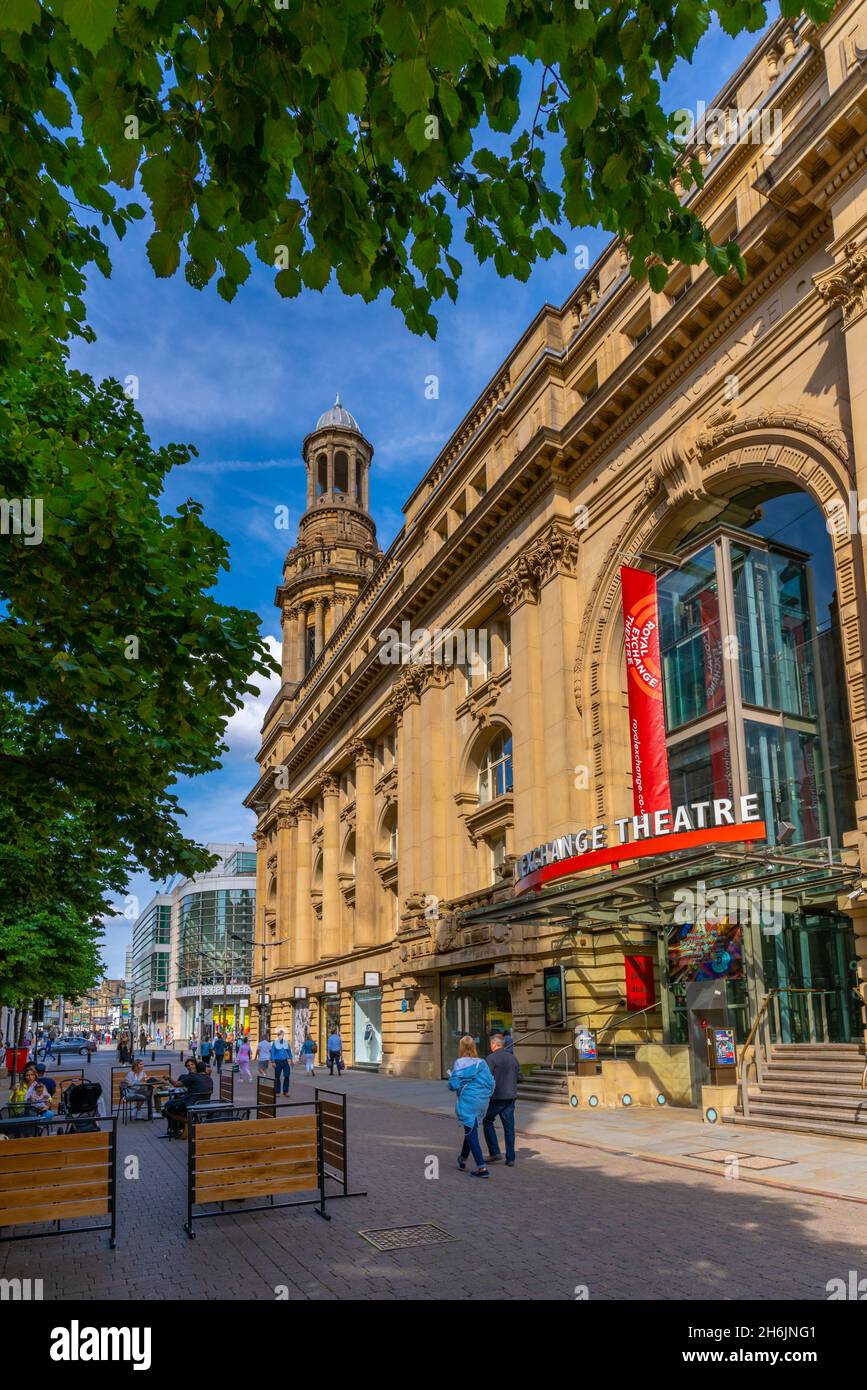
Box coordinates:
[277,396,380,687]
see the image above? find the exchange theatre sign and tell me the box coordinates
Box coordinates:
[514,795,766,895]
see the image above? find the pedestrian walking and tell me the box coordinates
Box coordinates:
[200,1035,212,1068]
[482,1032,522,1167]
[188,1031,197,1060]
[272,1031,293,1096]
[212,1034,227,1074]
[256,1036,272,1076]
[236,1036,252,1082]
[326,1027,344,1075]
[448,1035,495,1178]
[300,1033,316,1075]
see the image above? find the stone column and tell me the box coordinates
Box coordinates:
[276,805,295,970]
[500,562,546,849]
[314,598,326,659]
[353,741,376,949]
[294,804,313,966]
[295,605,308,678]
[393,670,422,910]
[535,525,583,834]
[321,776,341,957]
[252,827,267,1044]
[418,667,450,904]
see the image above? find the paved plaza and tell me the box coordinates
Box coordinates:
[1,1050,866,1301]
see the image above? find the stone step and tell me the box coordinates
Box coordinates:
[744,1098,867,1124]
[755,1061,867,1084]
[726,1113,867,1142]
[771,1043,864,1055]
[749,1081,867,1102]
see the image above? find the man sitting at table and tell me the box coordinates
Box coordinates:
[161,1061,213,1138]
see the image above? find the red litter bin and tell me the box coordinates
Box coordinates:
[5,1047,29,1075]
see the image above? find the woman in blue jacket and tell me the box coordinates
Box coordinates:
[448,1035,495,1178]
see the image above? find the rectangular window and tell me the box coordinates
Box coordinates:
[659,545,725,731]
[731,545,816,718]
[744,721,827,844]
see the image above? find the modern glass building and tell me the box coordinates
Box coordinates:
[132,844,256,1042]
[130,898,172,1031]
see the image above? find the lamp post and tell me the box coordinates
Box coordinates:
[231,909,289,1042]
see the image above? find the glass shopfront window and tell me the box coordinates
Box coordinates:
[744,721,827,844]
[667,728,733,808]
[320,996,341,1055]
[659,545,724,730]
[353,989,382,1065]
[731,544,816,718]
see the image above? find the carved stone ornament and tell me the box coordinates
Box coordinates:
[651,416,712,507]
[498,519,582,611]
[346,738,374,766]
[814,241,867,330]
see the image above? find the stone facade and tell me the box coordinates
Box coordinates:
[247,4,867,1078]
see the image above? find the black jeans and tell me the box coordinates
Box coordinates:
[483,1098,516,1162]
[328,1050,342,1075]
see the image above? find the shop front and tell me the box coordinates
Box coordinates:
[319,991,341,1056]
[441,970,512,1075]
[353,987,383,1066]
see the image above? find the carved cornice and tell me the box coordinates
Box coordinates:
[814,239,867,330]
[497,518,582,611]
[346,737,374,767]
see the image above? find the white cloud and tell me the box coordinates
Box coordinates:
[224,634,282,755]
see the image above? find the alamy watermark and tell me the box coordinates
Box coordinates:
[378,621,489,673]
[0,497,42,545]
[672,100,783,157]
[673,879,783,936]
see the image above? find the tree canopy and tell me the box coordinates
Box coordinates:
[0,0,834,351]
[0,350,276,885]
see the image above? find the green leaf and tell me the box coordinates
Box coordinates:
[330,68,367,117]
[54,0,118,54]
[39,84,72,128]
[390,57,434,116]
[570,83,598,130]
[1,0,40,35]
[300,248,330,290]
[145,230,181,277]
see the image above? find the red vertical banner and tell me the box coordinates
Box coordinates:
[621,566,672,817]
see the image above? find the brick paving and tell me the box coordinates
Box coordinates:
[1,1051,865,1301]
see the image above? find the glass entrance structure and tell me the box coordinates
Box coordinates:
[657,524,858,1043]
[442,972,512,1074]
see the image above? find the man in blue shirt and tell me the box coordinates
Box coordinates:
[272,1032,293,1096]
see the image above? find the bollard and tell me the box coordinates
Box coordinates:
[151,1048,156,1062]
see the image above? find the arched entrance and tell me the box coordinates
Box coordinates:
[576,418,866,1046]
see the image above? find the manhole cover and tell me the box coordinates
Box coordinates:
[359,1223,456,1252]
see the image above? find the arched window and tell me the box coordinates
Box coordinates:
[478,731,513,804]
[316,454,328,495]
[334,450,349,493]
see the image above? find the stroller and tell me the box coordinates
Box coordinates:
[63,1080,103,1133]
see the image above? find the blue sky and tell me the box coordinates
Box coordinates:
[79,17,771,977]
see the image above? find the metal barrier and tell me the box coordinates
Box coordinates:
[183,1100,364,1237]
[0,1114,118,1247]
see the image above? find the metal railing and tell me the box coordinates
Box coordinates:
[737,987,837,1117]
[545,1001,662,1081]
[512,999,624,1073]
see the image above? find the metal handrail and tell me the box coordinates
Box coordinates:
[596,1001,661,1057]
[548,1000,661,1081]
[511,999,624,1069]
[737,986,837,1117]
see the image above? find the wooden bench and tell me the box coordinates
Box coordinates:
[0,1118,117,1247]
[110,1065,173,1112]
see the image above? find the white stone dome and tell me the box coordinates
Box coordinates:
[315,393,359,432]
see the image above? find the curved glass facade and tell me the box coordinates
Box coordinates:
[177,888,255,992]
